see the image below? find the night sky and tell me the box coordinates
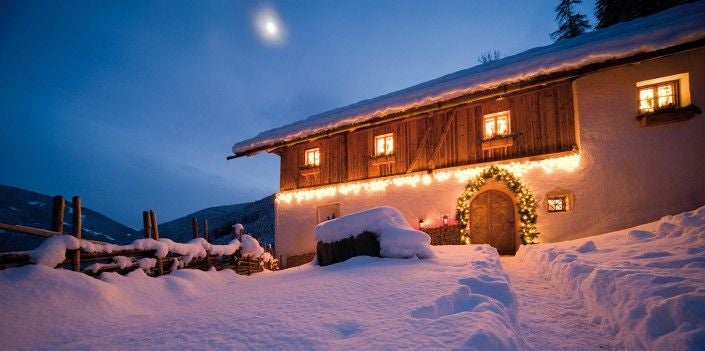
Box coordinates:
[0,0,595,228]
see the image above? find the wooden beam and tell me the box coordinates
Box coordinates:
[72,196,82,272]
[0,223,61,238]
[406,114,433,173]
[428,111,457,170]
[51,195,65,233]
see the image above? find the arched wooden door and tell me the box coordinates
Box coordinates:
[468,190,516,254]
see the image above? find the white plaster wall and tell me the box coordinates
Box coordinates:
[275,47,705,265]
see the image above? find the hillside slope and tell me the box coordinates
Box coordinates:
[156,195,275,245]
[0,185,138,252]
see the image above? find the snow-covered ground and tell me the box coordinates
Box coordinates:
[1,206,704,350]
[516,206,705,350]
[0,245,521,350]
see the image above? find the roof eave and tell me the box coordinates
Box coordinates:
[228,37,705,160]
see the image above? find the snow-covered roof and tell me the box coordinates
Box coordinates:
[231,2,705,157]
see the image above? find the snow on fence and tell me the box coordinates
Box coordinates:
[0,195,279,277]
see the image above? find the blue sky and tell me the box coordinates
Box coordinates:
[0,0,596,228]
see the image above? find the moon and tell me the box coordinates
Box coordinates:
[254,7,285,44]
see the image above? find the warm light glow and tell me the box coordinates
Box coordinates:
[374,133,394,156]
[483,111,510,138]
[276,153,581,204]
[305,148,320,167]
[638,81,678,114]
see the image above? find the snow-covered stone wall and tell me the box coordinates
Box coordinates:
[275,47,705,267]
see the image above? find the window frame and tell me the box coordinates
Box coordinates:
[546,195,568,213]
[374,133,394,157]
[304,147,320,167]
[637,80,679,114]
[482,111,511,140]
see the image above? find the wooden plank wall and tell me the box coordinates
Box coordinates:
[278,80,576,191]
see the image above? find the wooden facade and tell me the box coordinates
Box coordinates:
[276,80,576,191]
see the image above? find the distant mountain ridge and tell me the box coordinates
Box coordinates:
[0,184,276,252]
[0,184,139,252]
[156,195,275,246]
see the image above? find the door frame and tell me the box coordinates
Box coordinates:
[467,180,521,253]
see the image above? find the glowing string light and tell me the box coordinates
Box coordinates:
[275,153,580,205]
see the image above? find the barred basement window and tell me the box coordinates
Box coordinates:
[545,188,574,213]
[547,196,568,212]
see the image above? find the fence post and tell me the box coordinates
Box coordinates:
[149,210,164,276]
[72,196,82,272]
[203,219,211,270]
[51,195,65,233]
[191,217,198,239]
[203,219,209,242]
[142,211,152,239]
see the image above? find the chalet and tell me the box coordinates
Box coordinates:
[229,3,705,267]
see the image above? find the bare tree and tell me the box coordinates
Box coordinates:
[477,50,502,64]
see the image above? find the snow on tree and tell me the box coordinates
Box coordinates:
[551,0,591,41]
[595,0,695,29]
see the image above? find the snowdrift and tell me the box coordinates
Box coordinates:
[518,205,705,351]
[0,245,520,350]
[314,206,434,259]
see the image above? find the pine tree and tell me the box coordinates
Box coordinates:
[551,0,591,41]
[595,0,695,29]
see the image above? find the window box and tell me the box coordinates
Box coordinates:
[636,104,701,127]
[480,134,517,150]
[369,154,395,166]
[299,166,320,177]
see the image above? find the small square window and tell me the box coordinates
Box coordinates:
[483,111,511,139]
[317,203,340,224]
[547,196,568,213]
[374,133,394,156]
[545,188,574,213]
[638,80,679,114]
[305,148,320,167]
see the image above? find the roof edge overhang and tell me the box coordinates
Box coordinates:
[227,38,705,160]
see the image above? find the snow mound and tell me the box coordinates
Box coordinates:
[240,234,265,258]
[518,205,705,351]
[0,245,520,349]
[314,206,434,259]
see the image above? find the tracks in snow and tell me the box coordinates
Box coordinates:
[500,256,622,351]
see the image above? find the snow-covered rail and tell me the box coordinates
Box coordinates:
[0,194,278,277]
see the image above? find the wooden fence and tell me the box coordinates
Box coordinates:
[0,195,278,277]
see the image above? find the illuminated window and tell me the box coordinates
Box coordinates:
[483,111,510,139]
[547,196,567,212]
[374,133,394,156]
[638,81,678,114]
[545,188,574,213]
[636,73,691,116]
[304,148,320,167]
